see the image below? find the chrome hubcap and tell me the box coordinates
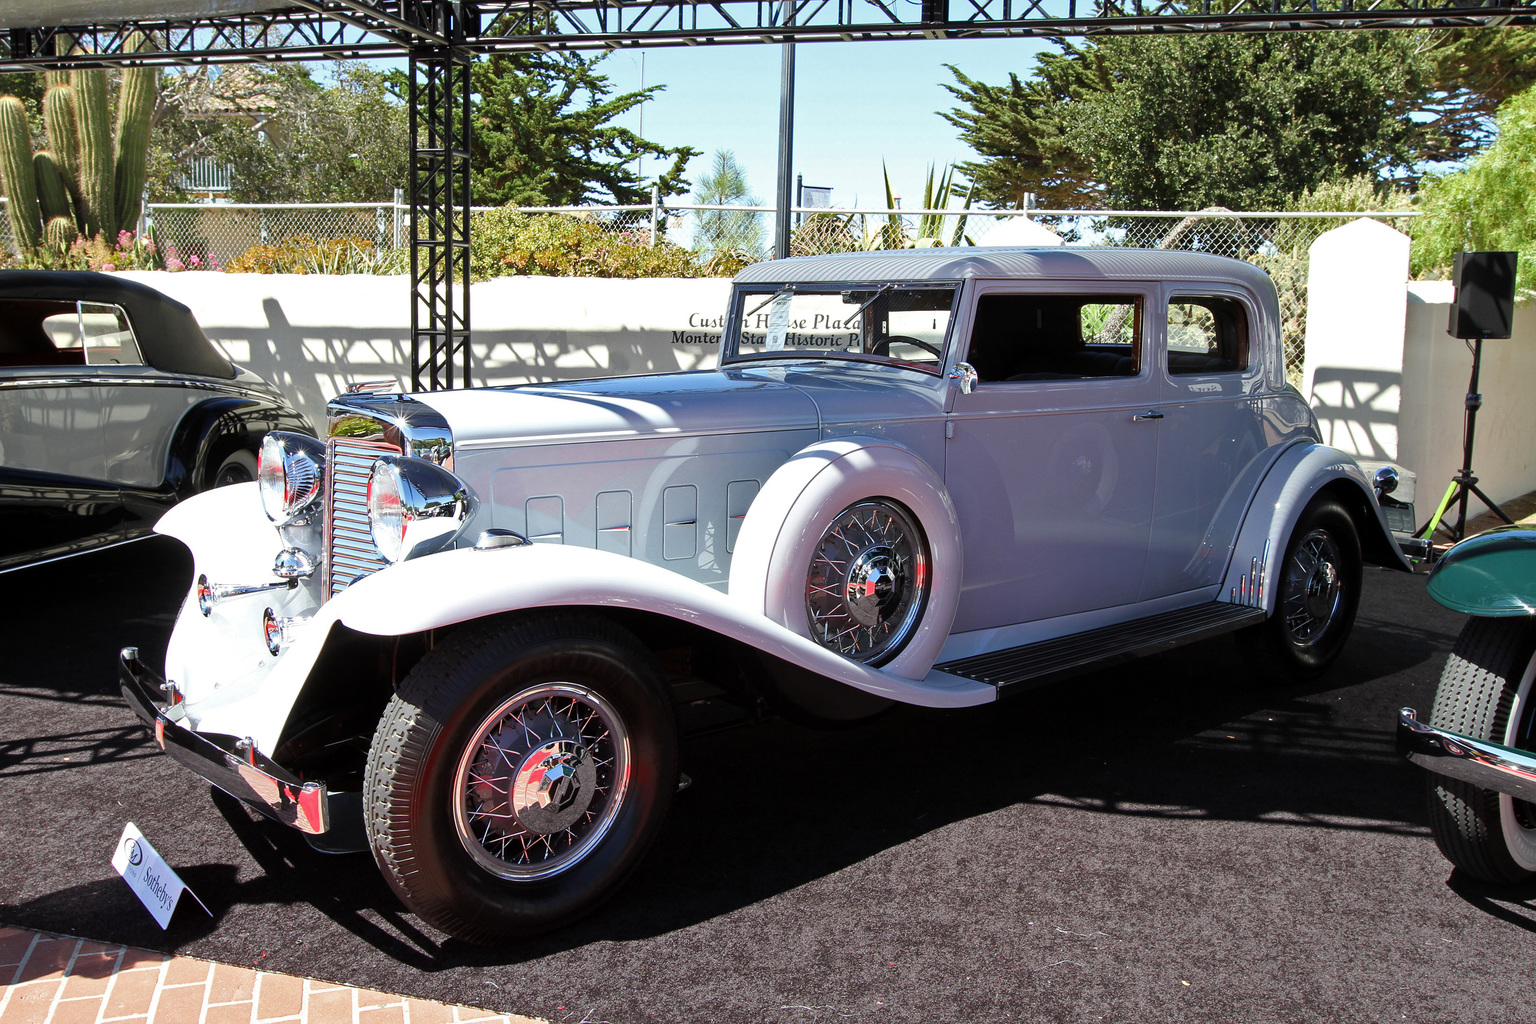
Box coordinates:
[805,500,929,664]
[452,684,629,880]
[1281,529,1344,646]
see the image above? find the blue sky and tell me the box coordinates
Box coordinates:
[594,37,1051,209]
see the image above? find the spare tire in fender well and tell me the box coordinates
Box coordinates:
[728,436,962,682]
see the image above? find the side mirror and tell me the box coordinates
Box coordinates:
[949,361,978,395]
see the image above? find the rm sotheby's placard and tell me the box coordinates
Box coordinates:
[111,822,207,928]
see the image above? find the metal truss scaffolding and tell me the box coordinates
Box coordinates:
[406,3,473,391]
[3,0,1536,388]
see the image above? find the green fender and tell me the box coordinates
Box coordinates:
[1425,525,1536,617]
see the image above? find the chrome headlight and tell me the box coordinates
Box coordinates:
[366,456,470,563]
[258,432,327,525]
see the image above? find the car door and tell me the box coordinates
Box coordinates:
[1139,288,1270,600]
[944,283,1160,633]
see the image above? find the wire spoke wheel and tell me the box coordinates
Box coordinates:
[805,499,929,665]
[1279,527,1345,646]
[365,612,675,943]
[453,683,630,881]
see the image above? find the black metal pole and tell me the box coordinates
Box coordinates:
[773,0,795,260]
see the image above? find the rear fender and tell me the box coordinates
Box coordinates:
[1427,525,1536,616]
[1223,442,1411,614]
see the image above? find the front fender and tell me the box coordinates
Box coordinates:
[1222,442,1411,613]
[154,485,994,753]
[336,543,993,708]
[1427,525,1536,616]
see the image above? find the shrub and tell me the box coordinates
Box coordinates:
[0,228,217,272]
[469,208,711,280]
[1411,84,1536,293]
[225,234,405,275]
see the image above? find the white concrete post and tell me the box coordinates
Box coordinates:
[1301,217,1411,461]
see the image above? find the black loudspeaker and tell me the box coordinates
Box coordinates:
[1448,251,1518,340]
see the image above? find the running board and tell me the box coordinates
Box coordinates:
[935,603,1266,692]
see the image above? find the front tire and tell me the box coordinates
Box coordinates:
[209,448,257,489]
[1239,497,1362,684]
[1426,616,1536,885]
[364,612,677,943]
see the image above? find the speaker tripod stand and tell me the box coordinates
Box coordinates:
[1416,337,1515,544]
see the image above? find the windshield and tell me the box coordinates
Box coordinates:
[722,283,960,372]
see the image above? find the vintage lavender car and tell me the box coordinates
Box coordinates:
[0,270,310,572]
[121,247,1412,943]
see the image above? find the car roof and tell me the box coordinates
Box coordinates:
[733,246,1275,293]
[0,270,235,378]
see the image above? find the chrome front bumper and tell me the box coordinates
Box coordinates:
[1398,707,1536,801]
[119,646,329,835]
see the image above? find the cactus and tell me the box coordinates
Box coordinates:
[114,63,156,232]
[72,67,113,239]
[34,151,71,224]
[44,215,74,254]
[43,85,80,225]
[0,37,159,256]
[0,96,40,251]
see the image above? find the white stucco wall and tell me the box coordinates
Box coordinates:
[116,271,733,428]
[1401,282,1536,511]
[1302,218,1536,510]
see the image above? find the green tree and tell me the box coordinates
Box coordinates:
[209,63,408,202]
[470,50,696,206]
[692,149,763,258]
[939,46,1103,209]
[1410,29,1536,168]
[942,28,1535,210]
[1411,83,1536,293]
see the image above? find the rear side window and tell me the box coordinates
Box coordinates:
[965,293,1142,383]
[0,299,143,368]
[1166,296,1248,375]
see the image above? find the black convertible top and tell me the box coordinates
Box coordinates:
[0,270,235,379]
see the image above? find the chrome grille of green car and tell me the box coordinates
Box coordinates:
[325,437,400,597]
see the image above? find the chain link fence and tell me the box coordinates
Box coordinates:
[1,194,1416,384]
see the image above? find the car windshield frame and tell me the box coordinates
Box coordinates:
[720,280,962,375]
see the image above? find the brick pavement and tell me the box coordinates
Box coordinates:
[0,928,542,1024]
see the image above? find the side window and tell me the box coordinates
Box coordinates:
[966,293,1142,383]
[1166,296,1248,375]
[46,303,144,366]
[0,299,142,368]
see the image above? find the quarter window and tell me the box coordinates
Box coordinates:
[0,299,143,368]
[1166,296,1248,375]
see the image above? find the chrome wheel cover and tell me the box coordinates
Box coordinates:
[1501,649,1536,870]
[805,499,929,664]
[452,683,630,881]
[1279,527,1345,646]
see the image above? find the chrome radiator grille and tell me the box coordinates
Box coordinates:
[325,437,400,597]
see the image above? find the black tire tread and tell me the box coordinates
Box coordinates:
[363,611,673,944]
[1425,616,1536,885]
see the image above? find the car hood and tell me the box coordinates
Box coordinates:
[410,369,821,450]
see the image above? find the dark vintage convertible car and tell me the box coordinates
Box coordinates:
[0,270,311,572]
[1400,524,1536,881]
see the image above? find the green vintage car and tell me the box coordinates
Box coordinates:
[1399,524,1536,881]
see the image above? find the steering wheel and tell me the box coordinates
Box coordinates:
[873,335,942,358]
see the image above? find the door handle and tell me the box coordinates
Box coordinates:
[1133,409,1164,421]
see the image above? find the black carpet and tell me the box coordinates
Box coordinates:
[4,537,1535,1023]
